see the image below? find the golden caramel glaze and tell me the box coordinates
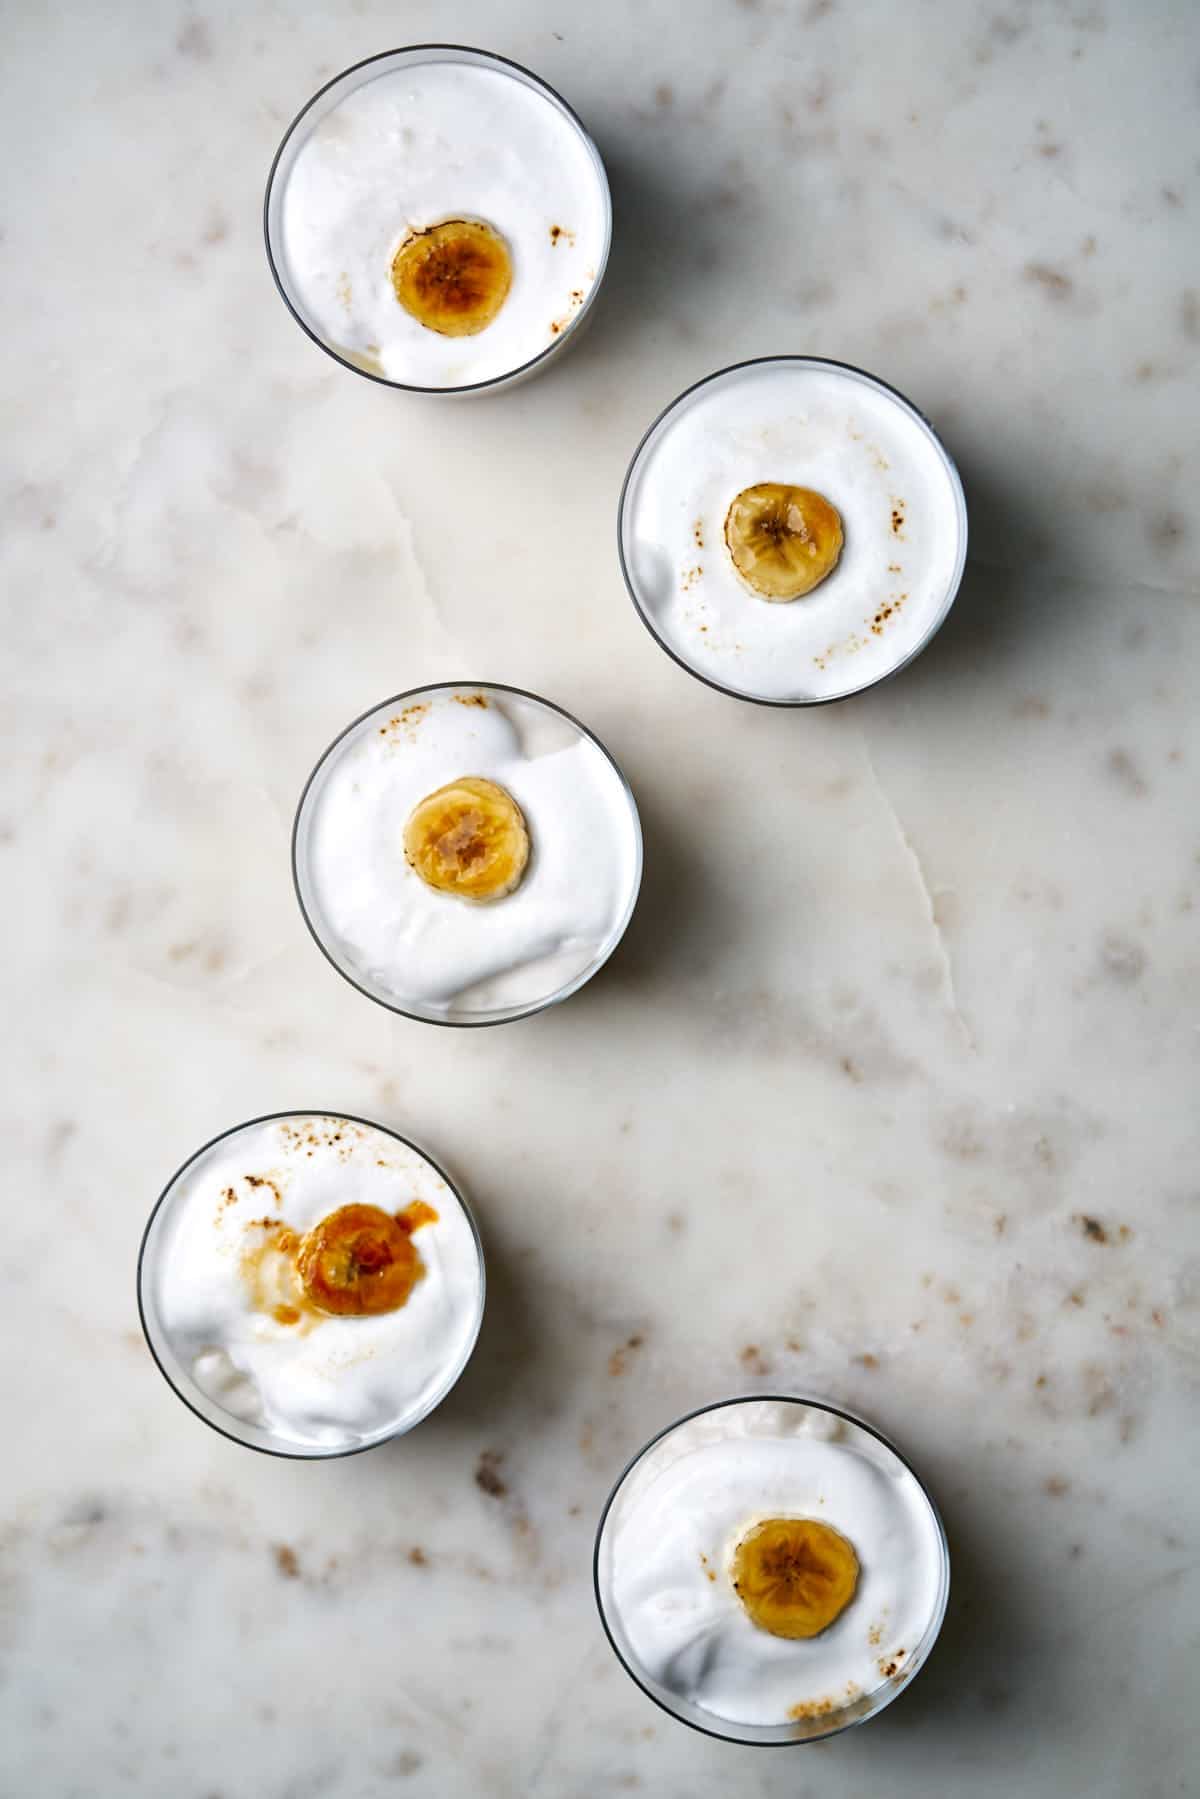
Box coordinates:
[390,219,513,337]
[731,1517,860,1639]
[724,483,844,601]
[403,776,530,903]
[296,1203,428,1317]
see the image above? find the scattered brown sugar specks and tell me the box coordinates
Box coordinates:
[274,1544,300,1579]
[608,1335,645,1376]
[867,1623,883,1646]
[1044,1476,1070,1497]
[452,692,488,709]
[699,1551,718,1583]
[548,224,576,247]
[788,1698,837,1721]
[889,501,906,538]
[694,519,705,548]
[408,1546,428,1567]
[869,593,906,635]
[548,287,587,338]
[740,1345,771,1375]
[855,1353,879,1370]
[887,561,901,573]
[1066,1288,1086,1308]
[681,564,703,591]
[475,1451,507,1499]
[245,1173,283,1207]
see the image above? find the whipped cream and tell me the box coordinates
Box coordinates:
[598,1399,947,1731]
[621,359,967,702]
[275,54,609,387]
[142,1115,483,1452]
[294,687,641,1021]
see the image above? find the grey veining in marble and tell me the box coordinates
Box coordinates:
[2,1,1198,1794]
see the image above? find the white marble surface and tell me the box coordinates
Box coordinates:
[2,1,1198,1793]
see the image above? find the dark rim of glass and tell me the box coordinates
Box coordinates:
[592,1391,951,1746]
[136,1109,485,1460]
[291,682,644,1028]
[617,355,969,708]
[263,44,612,395]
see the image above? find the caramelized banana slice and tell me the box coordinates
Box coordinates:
[404,776,530,903]
[296,1204,423,1317]
[390,219,513,337]
[731,1517,859,1639]
[724,483,844,601]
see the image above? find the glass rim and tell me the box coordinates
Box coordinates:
[262,43,614,395]
[592,1391,952,1746]
[616,354,969,708]
[291,681,645,1027]
[136,1108,486,1460]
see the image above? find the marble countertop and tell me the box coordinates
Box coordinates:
[3,1,1198,1793]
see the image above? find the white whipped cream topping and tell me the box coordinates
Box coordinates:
[621,360,966,701]
[296,688,641,1019]
[146,1116,482,1451]
[278,58,608,386]
[599,1399,946,1728]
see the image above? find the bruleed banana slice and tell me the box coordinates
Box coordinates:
[404,776,530,903]
[724,483,844,601]
[390,219,513,337]
[296,1203,425,1317]
[731,1517,860,1639]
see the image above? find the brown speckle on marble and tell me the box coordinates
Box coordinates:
[1106,747,1147,795]
[1100,933,1147,983]
[475,1450,507,1499]
[387,1750,424,1778]
[609,1335,645,1376]
[1146,510,1186,554]
[1044,1476,1070,1497]
[655,81,674,109]
[177,18,213,59]
[408,1546,428,1567]
[1024,262,1073,298]
[273,1544,300,1579]
[740,1345,771,1375]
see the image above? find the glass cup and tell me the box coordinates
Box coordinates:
[264,45,612,394]
[138,1111,485,1459]
[618,356,968,705]
[594,1394,951,1744]
[292,682,643,1027]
